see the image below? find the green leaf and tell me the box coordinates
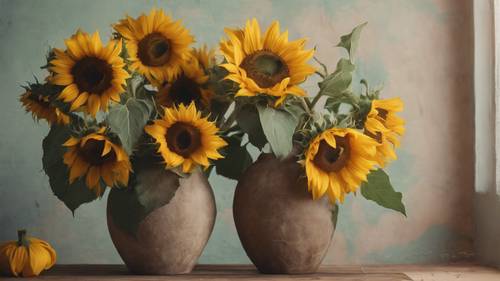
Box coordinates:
[324,93,357,114]
[42,125,98,213]
[360,169,406,216]
[209,98,232,124]
[236,104,267,149]
[331,204,339,229]
[283,99,307,121]
[108,163,181,236]
[319,58,355,99]
[107,97,153,154]
[257,104,298,158]
[134,166,181,214]
[208,65,232,96]
[108,186,147,236]
[204,165,214,178]
[214,135,253,180]
[325,98,342,113]
[337,22,367,60]
[124,74,156,99]
[334,58,356,73]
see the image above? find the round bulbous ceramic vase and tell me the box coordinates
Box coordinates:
[107,166,216,275]
[233,153,337,274]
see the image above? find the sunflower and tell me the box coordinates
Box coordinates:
[191,45,216,70]
[156,47,214,108]
[304,128,378,203]
[364,97,405,147]
[363,98,405,167]
[20,91,70,125]
[220,19,315,106]
[364,129,397,168]
[113,9,194,83]
[145,102,227,173]
[50,30,129,116]
[63,128,131,195]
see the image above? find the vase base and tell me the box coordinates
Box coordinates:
[233,153,335,277]
[107,168,216,277]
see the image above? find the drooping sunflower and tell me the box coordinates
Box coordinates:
[363,97,405,167]
[20,91,70,125]
[156,47,215,108]
[50,30,130,116]
[220,19,315,106]
[113,9,194,83]
[364,129,397,168]
[63,128,131,195]
[304,128,378,203]
[145,102,227,173]
[364,97,405,147]
[0,230,56,277]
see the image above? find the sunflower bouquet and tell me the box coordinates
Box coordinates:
[20,8,405,241]
[223,19,406,273]
[221,19,406,213]
[20,10,233,234]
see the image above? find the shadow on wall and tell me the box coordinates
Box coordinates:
[474,192,500,268]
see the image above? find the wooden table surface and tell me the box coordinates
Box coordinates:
[2,264,499,281]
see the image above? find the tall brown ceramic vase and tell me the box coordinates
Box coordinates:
[107,166,216,275]
[233,152,337,274]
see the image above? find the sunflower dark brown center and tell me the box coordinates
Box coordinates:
[79,139,116,166]
[313,137,350,173]
[138,33,171,67]
[28,92,51,106]
[166,122,201,157]
[161,75,202,107]
[71,57,113,95]
[240,50,290,88]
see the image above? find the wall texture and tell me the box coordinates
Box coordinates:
[0,0,474,264]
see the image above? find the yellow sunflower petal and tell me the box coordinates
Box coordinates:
[220,19,314,105]
[113,8,194,83]
[23,244,51,277]
[10,246,28,276]
[51,30,128,115]
[145,104,225,173]
[303,128,377,203]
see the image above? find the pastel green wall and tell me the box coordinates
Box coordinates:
[0,0,474,264]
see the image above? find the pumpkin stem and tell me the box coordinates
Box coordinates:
[17,229,30,247]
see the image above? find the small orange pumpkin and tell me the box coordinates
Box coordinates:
[0,230,56,277]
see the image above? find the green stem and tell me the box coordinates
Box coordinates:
[17,230,29,247]
[313,56,328,76]
[310,91,324,108]
[150,95,160,118]
[299,97,312,114]
[303,97,313,109]
[314,71,325,79]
